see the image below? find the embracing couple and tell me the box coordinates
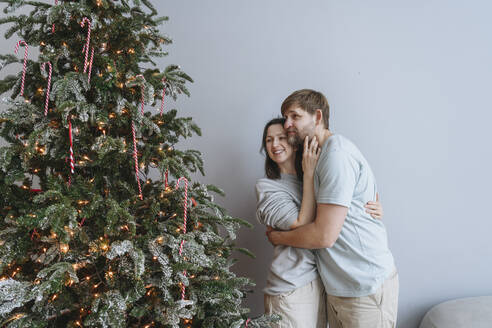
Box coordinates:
[256,89,398,328]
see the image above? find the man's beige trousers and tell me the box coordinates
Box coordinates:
[326,270,399,328]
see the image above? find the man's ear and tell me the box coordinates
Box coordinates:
[315,109,323,126]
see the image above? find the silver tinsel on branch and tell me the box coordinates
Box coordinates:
[0,279,32,315]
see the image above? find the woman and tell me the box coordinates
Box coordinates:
[255,118,382,328]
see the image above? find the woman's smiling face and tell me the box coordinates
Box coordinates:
[265,123,295,166]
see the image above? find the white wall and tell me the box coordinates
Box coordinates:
[160,1,492,327]
[2,1,492,327]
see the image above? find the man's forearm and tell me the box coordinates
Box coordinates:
[269,203,348,249]
[271,220,330,249]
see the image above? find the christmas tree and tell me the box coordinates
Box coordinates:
[0,1,276,327]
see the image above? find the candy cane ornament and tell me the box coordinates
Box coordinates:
[51,0,58,33]
[68,118,75,174]
[136,74,146,115]
[176,177,189,300]
[176,177,189,255]
[160,77,166,116]
[131,121,143,200]
[80,17,92,73]
[87,47,94,84]
[41,62,52,116]
[81,44,95,84]
[180,269,187,300]
[14,40,29,96]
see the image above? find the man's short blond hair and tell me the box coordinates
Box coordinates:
[281,89,330,129]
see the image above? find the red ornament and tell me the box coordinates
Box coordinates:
[31,229,40,241]
[163,169,169,189]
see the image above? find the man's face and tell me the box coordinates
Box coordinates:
[283,107,316,146]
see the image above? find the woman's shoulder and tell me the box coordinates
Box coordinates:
[256,176,286,189]
[255,176,299,194]
[255,177,279,191]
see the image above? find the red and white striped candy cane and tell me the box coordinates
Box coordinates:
[52,0,58,33]
[81,43,94,81]
[164,169,169,189]
[181,269,187,300]
[176,177,189,255]
[14,40,29,96]
[68,118,74,174]
[131,121,143,200]
[41,62,52,116]
[176,177,189,300]
[80,17,92,73]
[245,318,251,327]
[136,74,146,115]
[87,47,94,84]
[159,77,166,116]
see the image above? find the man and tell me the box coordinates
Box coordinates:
[267,89,398,328]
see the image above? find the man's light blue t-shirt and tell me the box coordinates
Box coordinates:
[315,134,395,297]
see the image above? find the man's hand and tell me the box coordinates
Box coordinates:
[266,226,280,246]
[365,192,383,219]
